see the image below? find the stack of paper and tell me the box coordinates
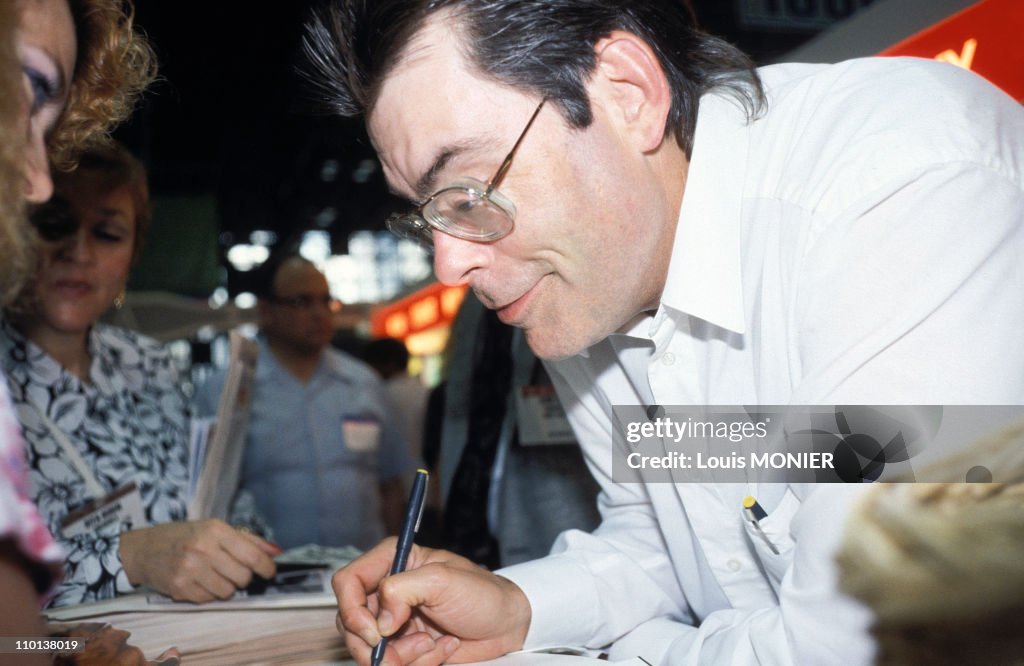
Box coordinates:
[46,605,347,664]
[43,587,345,664]
[42,545,362,664]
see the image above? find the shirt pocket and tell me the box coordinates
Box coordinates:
[342,418,381,453]
[742,487,799,589]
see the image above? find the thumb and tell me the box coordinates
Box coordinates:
[375,563,447,636]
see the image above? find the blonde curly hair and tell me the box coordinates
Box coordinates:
[0,2,33,307]
[48,0,157,170]
[3,0,156,307]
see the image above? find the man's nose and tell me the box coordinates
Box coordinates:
[431,231,491,286]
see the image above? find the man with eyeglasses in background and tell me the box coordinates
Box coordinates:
[302,0,1024,664]
[196,253,412,551]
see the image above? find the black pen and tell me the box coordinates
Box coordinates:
[370,468,430,666]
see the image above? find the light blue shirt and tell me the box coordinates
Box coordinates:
[196,338,412,549]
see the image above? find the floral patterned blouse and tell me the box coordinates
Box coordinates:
[0,378,63,599]
[0,318,190,607]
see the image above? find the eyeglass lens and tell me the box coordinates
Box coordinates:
[386,98,547,250]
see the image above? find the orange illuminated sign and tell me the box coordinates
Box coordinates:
[371,283,468,340]
[878,0,1024,101]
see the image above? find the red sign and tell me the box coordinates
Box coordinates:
[370,283,467,339]
[879,0,1024,101]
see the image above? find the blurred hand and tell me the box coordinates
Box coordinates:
[334,538,531,666]
[50,623,180,665]
[120,519,279,603]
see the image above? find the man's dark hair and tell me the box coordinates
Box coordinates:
[302,0,764,157]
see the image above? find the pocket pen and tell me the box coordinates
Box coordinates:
[743,495,779,555]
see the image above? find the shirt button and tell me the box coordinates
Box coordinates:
[661,352,676,366]
[727,559,742,572]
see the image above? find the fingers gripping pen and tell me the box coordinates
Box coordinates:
[370,469,430,666]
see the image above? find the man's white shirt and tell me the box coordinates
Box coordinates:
[499,58,1024,664]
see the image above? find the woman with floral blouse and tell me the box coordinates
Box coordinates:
[1,143,280,607]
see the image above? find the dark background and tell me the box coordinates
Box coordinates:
[114,0,880,296]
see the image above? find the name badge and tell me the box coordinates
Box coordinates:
[60,482,149,538]
[343,418,381,453]
[515,384,575,446]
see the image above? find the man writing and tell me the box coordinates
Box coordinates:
[302,1,1024,663]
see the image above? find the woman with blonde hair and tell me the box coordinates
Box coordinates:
[2,0,152,648]
[1,4,63,658]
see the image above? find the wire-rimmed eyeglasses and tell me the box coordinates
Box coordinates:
[385,98,547,252]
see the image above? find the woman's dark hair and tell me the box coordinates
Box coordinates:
[302,0,764,156]
[50,141,150,263]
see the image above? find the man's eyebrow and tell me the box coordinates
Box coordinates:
[413,136,491,202]
[414,146,464,202]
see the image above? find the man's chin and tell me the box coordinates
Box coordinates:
[523,327,595,362]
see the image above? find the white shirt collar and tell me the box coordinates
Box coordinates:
[659,91,752,335]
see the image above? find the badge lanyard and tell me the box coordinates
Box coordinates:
[30,403,107,498]
[30,401,151,537]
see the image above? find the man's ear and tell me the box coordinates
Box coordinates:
[589,31,672,153]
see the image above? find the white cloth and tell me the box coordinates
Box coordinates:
[498,58,1024,665]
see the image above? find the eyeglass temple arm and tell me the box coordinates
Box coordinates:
[485,98,547,196]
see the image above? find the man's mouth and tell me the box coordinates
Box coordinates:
[494,279,542,326]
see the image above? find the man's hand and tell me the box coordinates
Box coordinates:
[120,519,279,603]
[334,539,531,665]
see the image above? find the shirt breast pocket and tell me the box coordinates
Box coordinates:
[342,418,381,453]
[742,488,800,589]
